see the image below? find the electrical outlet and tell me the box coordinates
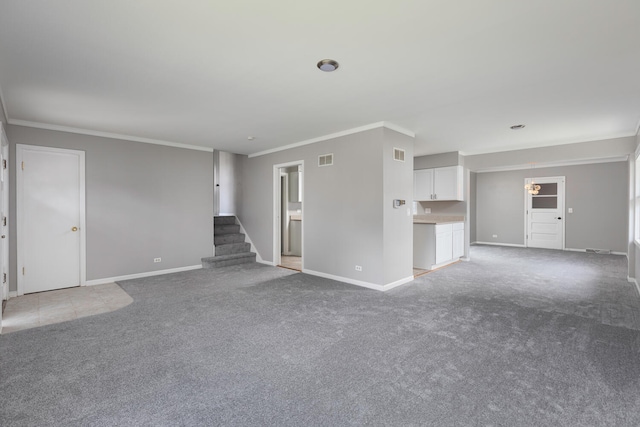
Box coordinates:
[568,208,573,213]
[355,265,362,271]
[492,234,498,238]
[424,208,431,214]
[154,258,161,263]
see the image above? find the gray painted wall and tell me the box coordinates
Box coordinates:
[0,99,7,125]
[475,161,628,252]
[382,128,414,284]
[414,151,461,169]
[8,125,213,291]
[218,151,243,215]
[466,137,635,171]
[239,127,414,286]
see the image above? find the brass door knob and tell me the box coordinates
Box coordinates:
[71,227,78,232]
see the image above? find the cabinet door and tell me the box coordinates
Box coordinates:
[414,169,434,201]
[452,229,464,258]
[435,231,453,264]
[433,166,463,201]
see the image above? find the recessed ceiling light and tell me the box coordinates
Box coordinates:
[247,136,255,140]
[510,124,526,130]
[317,59,339,72]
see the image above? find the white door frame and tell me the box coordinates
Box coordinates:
[524,175,565,250]
[0,124,8,302]
[273,160,303,268]
[16,144,87,296]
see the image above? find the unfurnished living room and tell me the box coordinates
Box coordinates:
[1,1,640,426]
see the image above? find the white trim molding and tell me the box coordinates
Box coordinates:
[249,122,414,158]
[85,265,202,286]
[564,248,626,256]
[9,120,213,153]
[473,156,629,174]
[302,268,414,292]
[472,242,527,248]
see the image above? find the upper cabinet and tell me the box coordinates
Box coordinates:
[413,165,463,201]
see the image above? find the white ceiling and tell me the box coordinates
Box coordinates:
[1,1,639,157]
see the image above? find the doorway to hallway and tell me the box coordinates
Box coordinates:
[273,161,303,271]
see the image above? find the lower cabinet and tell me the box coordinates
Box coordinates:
[414,222,464,270]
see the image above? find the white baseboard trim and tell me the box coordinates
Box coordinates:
[302,268,414,292]
[218,212,235,216]
[565,248,627,256]
[460,257,470,262]
[257,259,275,266]
[473,242,526,248]
[8,291,17,298]
[85,265,202,286]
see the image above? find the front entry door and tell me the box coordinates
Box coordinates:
[525,176,565,250]
[17,145,85,295]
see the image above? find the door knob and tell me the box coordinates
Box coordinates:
[71,227,78,232]
[555,217,562,220]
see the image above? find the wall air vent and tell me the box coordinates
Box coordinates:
[393,148,405,162]
[318,153,333,167]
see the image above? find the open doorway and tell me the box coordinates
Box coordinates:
[273,161,303,271]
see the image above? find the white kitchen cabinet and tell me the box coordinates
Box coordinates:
[452,222,465,258]
[413,165,463,201]
[414,222,464,270]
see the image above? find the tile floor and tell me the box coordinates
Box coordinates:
[1,283,133,334]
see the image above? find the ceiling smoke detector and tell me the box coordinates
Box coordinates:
[317,59,339,72]
[510,124,526,130]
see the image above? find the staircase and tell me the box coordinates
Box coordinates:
[201,216,256,268]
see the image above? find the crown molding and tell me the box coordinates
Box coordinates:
[473,155,629,173]
[8,119,214,152]
[249,121,415,158]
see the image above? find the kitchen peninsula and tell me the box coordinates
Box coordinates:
[413,215,465,271]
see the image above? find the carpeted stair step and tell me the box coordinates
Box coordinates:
[215,241,251,256]
[214,233,246,245]
[202,252,256,268]
[214,224,241,235]
[214,216,236,225]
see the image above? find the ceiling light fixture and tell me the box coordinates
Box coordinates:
[247,136,255,140]
[317,59,339,72]
[510,124,526,130]
[525,162,540,194]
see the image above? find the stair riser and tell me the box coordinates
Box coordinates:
[214,234,246,245]
[214,225,241,235]
[215,242,251,256]
[214,216,236,225]
[202,254,256,268]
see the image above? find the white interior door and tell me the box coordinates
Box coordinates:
[17,145,86,295]
[526,176,565,250]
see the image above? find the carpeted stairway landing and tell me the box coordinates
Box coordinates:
[201,215,256,268]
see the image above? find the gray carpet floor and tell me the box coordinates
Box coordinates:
[2,245,640,426]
